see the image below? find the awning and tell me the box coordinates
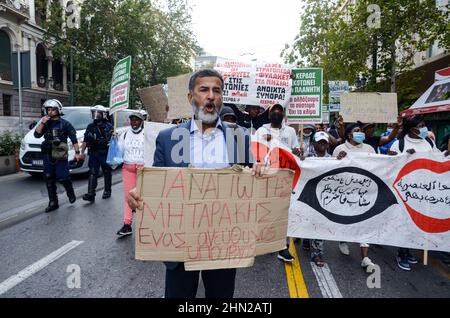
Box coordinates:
[435,66,450,81]
[401,77,450,116]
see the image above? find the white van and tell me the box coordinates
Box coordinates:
[19,107,142,176]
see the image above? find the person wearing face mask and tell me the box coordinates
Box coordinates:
[332,122,377,272]
[299,131,333,267]
[378,122,399,154]
[388,115,441,156]
[299,124,316,157]
[255,104,301,263]
[387,115,445,271]
[79,105,113,203]
[115,112,145,238]
[361,116,402,153]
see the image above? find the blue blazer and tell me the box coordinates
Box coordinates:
[152,120,253,270]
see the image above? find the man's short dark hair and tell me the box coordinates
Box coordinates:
[188,69,224,92]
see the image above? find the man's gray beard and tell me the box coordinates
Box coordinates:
[192,103,221,125]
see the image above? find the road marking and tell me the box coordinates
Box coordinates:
[310,262,343,298]
[0,240,84,295]
[284,239,309,298]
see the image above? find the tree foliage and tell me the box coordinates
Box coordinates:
[283,0,449,99]
[38,0,199,106]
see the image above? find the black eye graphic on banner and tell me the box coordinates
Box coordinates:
[298,167,398,224]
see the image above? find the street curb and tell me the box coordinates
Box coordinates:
[0,175,123,230]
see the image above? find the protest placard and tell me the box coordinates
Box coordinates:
[135,167,294,270]
[139,85,168,122]
[167,74,192,120]
[254,62,292,109]
[109,56,131,115]
[287,68,323,124]
[340,93,398,123]
[215,58,253,106]
[215,59,293,109]
[328,81,349,112]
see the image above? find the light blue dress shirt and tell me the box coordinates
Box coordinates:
[189,119,230,168]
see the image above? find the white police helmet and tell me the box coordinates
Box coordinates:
[90,105,108,120]
[42,99,63,115]
[139,109,148,121]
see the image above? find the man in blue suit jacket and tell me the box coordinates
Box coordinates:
[129,69,253,298]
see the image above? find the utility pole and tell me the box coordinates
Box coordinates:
[16,43,23,137]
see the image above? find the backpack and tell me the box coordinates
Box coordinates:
[398,137,434,153]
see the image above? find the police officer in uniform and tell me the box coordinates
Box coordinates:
[80,105,114,203]
[34,99,82,212]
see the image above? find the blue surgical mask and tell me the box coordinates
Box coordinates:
[352,132,365,144]
[419,127,428,139]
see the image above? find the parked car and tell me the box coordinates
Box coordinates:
[19,106,141,176]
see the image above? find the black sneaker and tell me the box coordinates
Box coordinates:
[117,224,132,237]
[278,248,294,263]
[407,253,418,264]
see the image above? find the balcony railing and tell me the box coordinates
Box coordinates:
[0,0,30,19]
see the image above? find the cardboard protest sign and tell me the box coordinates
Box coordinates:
[167,74,192,120]
[340,93,398,123]
[287,68,323,124]
[215,58,293,109]
[143,122,175,167]
[109,56,132,114]
[135,167,294,270]
[139,85,168,122]
[252,141,450,252]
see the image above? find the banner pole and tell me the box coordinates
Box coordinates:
[300,124,304,149]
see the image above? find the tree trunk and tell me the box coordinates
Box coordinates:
[371,34,378,86]
[390,42,396,93]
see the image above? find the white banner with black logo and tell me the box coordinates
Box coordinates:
[250,140,450,252]
[286,152,450,252]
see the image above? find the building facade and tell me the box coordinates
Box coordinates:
[0,0,70,135]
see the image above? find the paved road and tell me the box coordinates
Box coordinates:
[0,178,448,298]
[0,170,121,229]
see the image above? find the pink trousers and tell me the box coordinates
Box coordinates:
[122,163,144,225]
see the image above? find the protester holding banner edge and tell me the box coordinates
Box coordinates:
[301,131,334,267]
[255,103,301,263]
[387,115,448,271]
[332,122,377,272]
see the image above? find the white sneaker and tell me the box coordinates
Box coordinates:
[339,242,350,255]
[361,257,375,272]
